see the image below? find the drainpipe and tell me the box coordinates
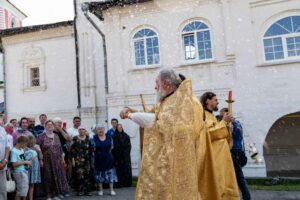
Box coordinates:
[81,3,109,125]
[73,0,81,117]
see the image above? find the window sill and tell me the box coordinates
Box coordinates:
[129,65,162,72]
[176,59,216,68]
[257,59,300,67]
[23,85,47,92]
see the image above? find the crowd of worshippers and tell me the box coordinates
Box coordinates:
[0,115,132,200]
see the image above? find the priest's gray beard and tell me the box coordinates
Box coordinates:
[156,87,168,103]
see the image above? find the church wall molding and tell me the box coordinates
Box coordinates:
[250,0,294,8]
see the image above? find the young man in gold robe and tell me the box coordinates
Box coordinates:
[120,69,221,200]
[200,92,240,200]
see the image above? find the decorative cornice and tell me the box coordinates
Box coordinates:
[23,85,47,93]
[1,26,74,46]
[250,0,293,8]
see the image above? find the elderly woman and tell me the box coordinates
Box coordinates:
[71,126,92,196]
[91,125,117,196]
[37,120,69,200]
[53,118,71,168]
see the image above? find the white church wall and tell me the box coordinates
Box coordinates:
[0,87,3,103]
[103,0,230,95]
[2,26,79,126]
[101,0,300,177]
[76,0,142,175]
[75,0,107,130]
[102,0,241,176]
[232,1,300,176]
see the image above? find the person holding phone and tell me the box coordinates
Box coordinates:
[53,118,71,180]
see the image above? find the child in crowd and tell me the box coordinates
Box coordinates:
[25,135,42,200]
[10,136,31,200]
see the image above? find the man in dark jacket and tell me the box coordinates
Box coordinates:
[220,108,251,200]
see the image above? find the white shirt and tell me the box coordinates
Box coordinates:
[67,127,79,138]
[0,126,8,166]
[7,134,13,150]
[128,112,156,128]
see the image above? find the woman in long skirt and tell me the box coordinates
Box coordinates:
[91,124,118,196]
[112,124,132,187]
[37,120,69,200]
[70,126,92,196]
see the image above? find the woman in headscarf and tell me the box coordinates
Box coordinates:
[112,124,132,187]
[70,126,92,196]
[91,124,118,196]
[37,120,69,200]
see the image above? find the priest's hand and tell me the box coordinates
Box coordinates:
[223,113,233,123]
[120,107,130,119]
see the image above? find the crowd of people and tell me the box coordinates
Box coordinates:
[0,68,252,200]
[0,115,132,200]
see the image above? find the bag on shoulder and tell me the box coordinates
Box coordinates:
[232,150,248,167]
[238,151,248,167]
[6,169,16,193]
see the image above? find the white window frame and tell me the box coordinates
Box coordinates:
[181,22,214,65]
[263,32,300,63]
[22,46,46,92]
[132,28,161,69]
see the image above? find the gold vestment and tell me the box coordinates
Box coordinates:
[205,111,240,200]
[135,80,221,200]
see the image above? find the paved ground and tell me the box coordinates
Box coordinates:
[251,190,300,200]
[49,188,300,200]
[58,188,135,200]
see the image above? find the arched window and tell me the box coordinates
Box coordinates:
[133,28,160,66]
[182,21,213,61]
[263,16,300,61]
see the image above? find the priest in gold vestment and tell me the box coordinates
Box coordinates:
[120,69,221,200]
[200,92,240,200]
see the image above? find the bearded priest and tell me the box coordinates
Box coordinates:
[120,68,221,200]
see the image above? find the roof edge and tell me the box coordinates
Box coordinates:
[86,0,152,20]
[7,0,27,18]
[0,20,74,37]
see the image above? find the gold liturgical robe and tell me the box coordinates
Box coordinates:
[205,111,240,200]
[135,80,221,200]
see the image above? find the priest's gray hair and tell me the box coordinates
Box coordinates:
[158,68,182,90]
